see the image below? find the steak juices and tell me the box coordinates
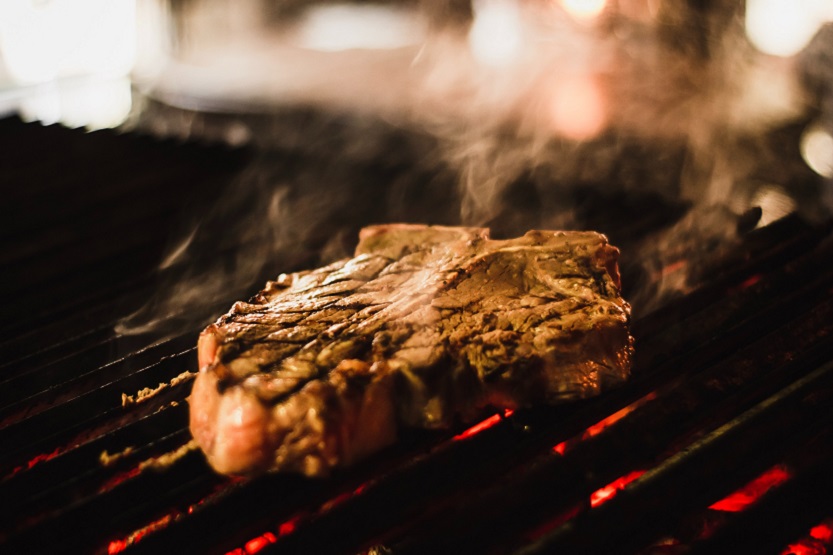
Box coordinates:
[190,225,633,476]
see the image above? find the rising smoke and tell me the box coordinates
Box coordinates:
[118,0,827,335]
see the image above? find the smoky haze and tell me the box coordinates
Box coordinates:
[117,0,828,336]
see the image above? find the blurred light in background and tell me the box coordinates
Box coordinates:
[560,0,607,23]
[0,0,137,129]
[548,75,606,140]
[801,124,833,179]
[745,0,833,57]
[0,0,135,83]
[295,4,424,52]
[469,0,524,67]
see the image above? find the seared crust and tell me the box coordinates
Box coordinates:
[190,225,633,476]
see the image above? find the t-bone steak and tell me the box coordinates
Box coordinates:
[190,225,634,476]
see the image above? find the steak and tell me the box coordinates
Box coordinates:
[190,225,633,476]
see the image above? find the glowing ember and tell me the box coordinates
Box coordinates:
[589,470,645,508]
[709,465,791,512]
[453,409,513,441]
[728,273,764,295]
[8,446,64,477]
[812,523,833,543]
[106,513,175,552]
[552,442,567,455]
[98,465,142,493]
[740,274,763,290]
[321,490,355,511]
[781,541,827,555]
[245,532,278,554]
[108,539,128,554]
[226,517,303,555]
[552,392,657,456]
[781,520,833,555]
[584,392,657,439]
[278,519,298,537]
[524,504,583,540]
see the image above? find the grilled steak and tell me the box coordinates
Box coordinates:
[190,225,633,476]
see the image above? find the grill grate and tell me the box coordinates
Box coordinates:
[1,116,832,555]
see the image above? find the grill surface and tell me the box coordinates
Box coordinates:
[1,115,832,555]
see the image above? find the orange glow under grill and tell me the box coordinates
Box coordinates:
[108,539,128,554]
[584,392,657,439]
[98,466,143,494]
[105,481,235,553]
[453,409,514,441]
[740,274,763,290]
[278,517,299,537]
[781,542,828,555]
[812,524,833,543]
[589,470,646,508]
[781,520,833,555]
[106,513,175,552]
[524,504,584,541]
[8,447,64,477]
[225,516,303,555]
[245,532,278,554]
[553,392,657,456]
[709,465,791,512]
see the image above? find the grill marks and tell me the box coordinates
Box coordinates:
[209,228,628,402]
[1,119,832,554]
[4,217,833,554]
[191,227,632,476]
[256,238,833,555]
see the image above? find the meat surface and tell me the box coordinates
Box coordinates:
[190,225,633,477]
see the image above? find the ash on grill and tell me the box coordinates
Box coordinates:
[1,112,832,555]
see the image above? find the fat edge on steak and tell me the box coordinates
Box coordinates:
[189,225,634,477]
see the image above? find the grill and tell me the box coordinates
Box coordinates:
[1,112,833,555]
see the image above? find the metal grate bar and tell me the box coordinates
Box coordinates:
[516,362,833,555]
[0,347,194,475]
[293,299,833,555]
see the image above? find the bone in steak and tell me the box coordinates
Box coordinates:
[190,225,634,476]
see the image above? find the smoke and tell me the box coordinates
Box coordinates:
[116,107,461,336]
[118,0,828,335]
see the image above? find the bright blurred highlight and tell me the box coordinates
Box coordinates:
[560,0,607,22]
[709,465,791,512]
[549,75,607,140]
[469,0,524,67]
[801,124,833,178]
[745,0,833,57]
[0,0,137,129]
[0,0,136,84]
[296,4,424,52]
[590,470,645,507]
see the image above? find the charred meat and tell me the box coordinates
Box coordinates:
[190,225,633,476]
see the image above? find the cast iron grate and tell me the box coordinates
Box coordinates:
[0,116,831,555]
